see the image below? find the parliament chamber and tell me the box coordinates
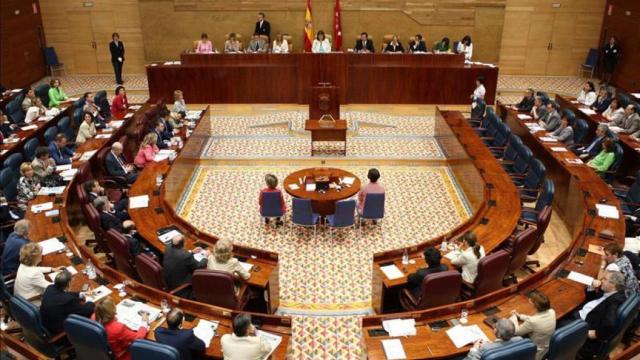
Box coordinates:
[2,0,640,359]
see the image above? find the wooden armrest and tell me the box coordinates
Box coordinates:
[169,282,191,295]
[50,331,67,343]
[499,160,515,165]
[623,201,640,208]
[510,174,527,179]
[400,288,418,308]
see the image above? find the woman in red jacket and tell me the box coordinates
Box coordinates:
[110,86,129,117]
[93,297,149,360]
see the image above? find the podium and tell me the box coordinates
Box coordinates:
[309,84,340,120]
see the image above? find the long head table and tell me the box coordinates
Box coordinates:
[147,53,498,105]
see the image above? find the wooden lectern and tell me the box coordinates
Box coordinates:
[309,84,340,120]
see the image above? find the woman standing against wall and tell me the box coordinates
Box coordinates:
[110,32,125,85]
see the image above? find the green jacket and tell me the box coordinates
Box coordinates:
[48,87,68,107]
[589,150,615,172]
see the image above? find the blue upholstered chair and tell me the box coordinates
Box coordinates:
[515,158,546,202]
[590,294,640,360]
[260,191,285,228]
[64,314,114,360]
[23,138,40,162]
[44,125,59,145]
[359,192,385,229]
[0,167,19,202]
[57,116,74,141]
[35,84,51,108]
[573,118,589,145]
[545,320,588,360]
[9,295,65,358]
[480,338,537,360]
[130,339,180,360]
[3,153,23,171]
[520,178,554,225]
[326,199,356,236]
[291,198,320,236]
[5,99,25,125]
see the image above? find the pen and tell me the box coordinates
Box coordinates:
[427,345,433,356]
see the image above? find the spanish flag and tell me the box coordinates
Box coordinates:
[304,0,314,52]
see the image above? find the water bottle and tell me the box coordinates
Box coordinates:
[440,239,448,252]
[86,259,96,280]
[402,249,409,265]
[460,308,469,324]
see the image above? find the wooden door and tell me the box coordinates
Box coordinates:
[90,10,116,74]
[67,11,98,74]
[545,13,577,75]
[523,13,554,75]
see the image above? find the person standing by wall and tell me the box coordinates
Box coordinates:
[110,33,125,85]
[602,36,620,84]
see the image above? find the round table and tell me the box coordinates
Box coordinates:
[283,167,361,216]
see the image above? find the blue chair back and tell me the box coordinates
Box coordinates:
[260,191,284,218]
[534,178,555,212]
[23,138,40,162]
[492,121,511,148]
[73,107,84,128]
[330,199,356,227]
[583,48,598,67]
[94,91,111,117]
[35,84,51,108]
[522,158,546,190]
[546,320,588,360]
[361,193,385,220]
[5,99,25,124]
[9,295,59,358]
[561,109,576,125]
[594,294,640,359]
[44,126,59,145]
[0,168,18,202]
[471,98,486,120]
[292,198,316,226]
[512,144,533,175]
[57,116,74,140]
[43,47,62,67]
[73,98,86,110]
[573,118,589,144]
[64,314,114,360]
[480,338,536,360]
[502,135,522,162]
[130,339,180,360]
[3,153,23,170]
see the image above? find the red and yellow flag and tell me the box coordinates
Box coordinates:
[304,0,314,52]
[333,0,342,51]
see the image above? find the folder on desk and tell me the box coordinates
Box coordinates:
[39,238,65,255]
[446,325,490,348]
[380,264,404,280]
[255,330,282,360]
[381,339,407,360]
[193,319,218,347]
[567,271,594,286]
[157,226,182,244]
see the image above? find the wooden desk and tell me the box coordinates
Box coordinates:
[305,119,347,156]
[148,53,498,105]
[283,167,361,216]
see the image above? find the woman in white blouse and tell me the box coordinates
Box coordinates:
[457,35,473,60]
[272,33,289,54]
[14,243,64,304]
[173,90,187,114]
[207,239,250,281]
[312,31,331,53]
[603,98,625,124]
[449,231,486,283]
[471,75,486,101]
[577,81,597,106]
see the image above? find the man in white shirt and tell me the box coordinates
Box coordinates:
[221,313,272,360]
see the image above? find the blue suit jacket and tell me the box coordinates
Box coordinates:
[47,141,74,165]
[154,327,206,360]
[1,232,29,274]
[584,135,605,158]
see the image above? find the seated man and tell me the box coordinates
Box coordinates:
[612,104,640,134]
[530,96,547,121]
[538,101,560,132]
[221,313,272,359]
[1,220,31,275]
[354,32,375,53]
[357,168,385,217]
[515,88,535,112]
[155,309,206,360]
[246,33,267,53]
[94,196,123,232]
[573,124,608,159]
[163,234,209,291]
[48,133,80,165]
[40,270,95,334]
[82,92,106,128]
[463,318,522,360]
[153,121,170,149]
[122,220,157,258]
[407,247,448,298]
[83,179,129,220]
[408,34,427,53]
[105,142,139,184]
[0,110,16,138]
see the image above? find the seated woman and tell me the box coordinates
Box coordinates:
[76,112,97,144]
[258,173,285,225]
[457,35,473,60]
[110,86,129,116]
[512,290,556,360]
[408,34,427,53]
[312,31,331,54]
[587,138,616,173]
[530,96,547,121]
[195,33,214,53]
[17,163,41,211]
[207,239,250,281]
[173,90,188,114]
[47,78,68,107]
[577,81,597,106]
[433,37,451,53]
[383,35,404,53]
[93,297,149,360]
[449,231,485,283]
[21,88,36,112]
[224,33,243,54]
[31,147,60,186]
[515,88,535,112]
[603,98,625,124]
[549,115,574,145]
[14,243,63,305]
[24,97,47,124]
[134,132,159,168]
[272,33,289,54]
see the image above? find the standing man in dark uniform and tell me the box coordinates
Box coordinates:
[109,32,125,85]
[254,12,271,41]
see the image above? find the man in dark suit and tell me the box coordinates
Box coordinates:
[254,12,271,40]
[84,179,129,220]
[1,220,30,275]
[109,32,125,85]
[105,142,138,184]
[94,196,123,232]
[155,309,206,360]
[163,235,209,292]
[0,110,16,138]
[574,124,608,159]
[40,270,95,334]
[48,134,79,165]
[408,34,427,53]
[154,121,170,149]
[407,247,448,298]
[354,32,375,53]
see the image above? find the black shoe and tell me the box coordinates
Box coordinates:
[265,218,270,224]
[275,220,284,227]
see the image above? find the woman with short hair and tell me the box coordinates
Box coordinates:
[196,33,214,53]
[312,31,331,53]
[93,297,149,360]
[224,33,243,53]
[512,290,556,360]
[76,112,97,144]
[14,243,63,303]
[17,163,41,210]
[207,239,251,280]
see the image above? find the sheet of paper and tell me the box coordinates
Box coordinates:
[631,93,640,98]
[446,325,490,348]
[588,244,604,255]
[566,158,584,165]
[288,184,300,190]
[305,183,316,192]
[193,252,207,262]
[625,237,640,254]
[45,209,60,217]
[539,137,558,142]
[47,266,78,281]
[129,195,149,209]
[95,134,111,139]
[110,120,124,128]
[551,147,568,152]
[580,108,596,115]
[84,285,112,303]
[343,177,355,185]
[10,88,22,93]
[59,168,78,180]
[567,271,595,286]
[124,113,134,119]
[128,105,142,110]
[380,264,404,280]
[154,154,170,162]
[596,204,619,219]
[56,164,72,171]
[37,186,65,196]
[381,339,407,360]
[20,125,38,131]
[239,261,254,272]
[255,330,282,360]
[116,299,161,331]
[517,114,532,120]
[39,238,65,255]
[193,319,218,347]
[158,229,182,244]
[4,137,20,144]
[80,150,97,161]
[383,318,416,337]
[31,202,54,213]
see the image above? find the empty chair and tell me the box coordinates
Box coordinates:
[545,320,588,360]
[23,138,40,162]
[57,116,73,141]
[499,134,523,165]
[191,269,248,309]
[487,121,512,155]
[505,143,533,176]
[9,295,65,358]
[135,253,169,291]
[579,48,598,78]
[359,193,385,228]
[3,153,23,170]
[291,198,320,236]
[326,199,356,236]
[463,250,510,299]
[0,167,19,202]
[504,227,538,284]
[470,98,486,122]
[43,47,65,76]
[104,229,137,279]
[5,99,25,125]
[573,118,589,145]
[515,158,546,202]
[614,171,640,215]
[400,270,461,311]
[260,191,285,226]
[589,294,640,360]
[64,314,114,360]
[520,179,554,225]
[44,125,59,145]
[130,339,180,360]
[523,206,552,272]
[35,84,51,108]
[480,338,537,360]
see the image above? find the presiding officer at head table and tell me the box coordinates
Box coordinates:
[354,32,375,53]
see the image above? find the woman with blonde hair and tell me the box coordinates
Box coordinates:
[207,239,250,280]
[17,162,41,210]
[14,243,63,303]
[134,132,159,168]
[93,297,149,360]
[173,90,188,114]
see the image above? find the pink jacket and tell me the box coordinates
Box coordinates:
[196,40,213,53]
[134,145,158,168]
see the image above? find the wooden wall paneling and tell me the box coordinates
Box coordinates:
[66,10,99,74]
[599,0,640,91]
[524,13,554,75]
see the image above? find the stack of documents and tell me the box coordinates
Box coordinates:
[60,168,78,181]
[446,325,490,348]
[116,299,161,331]
[186,111,202,120]
[38,186,65,196]
[39,238,66,255]
[596,204,619,219]
[382,319,416,337]
[20,125,38,131]
[31,202,54,213]
[193,319,218,347]
[129,195,149,209]
[47,266,78,281]
[581,108,597,115]
[381,339,407,360]
[539,137,558,142]
[567,271,594,286]
[517,114,532,120]
[80,150,97,161]
[380,264,404,280]
[84,285,112,303]
[255,330,282,359]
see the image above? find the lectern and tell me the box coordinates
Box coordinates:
[309,84,340,120]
